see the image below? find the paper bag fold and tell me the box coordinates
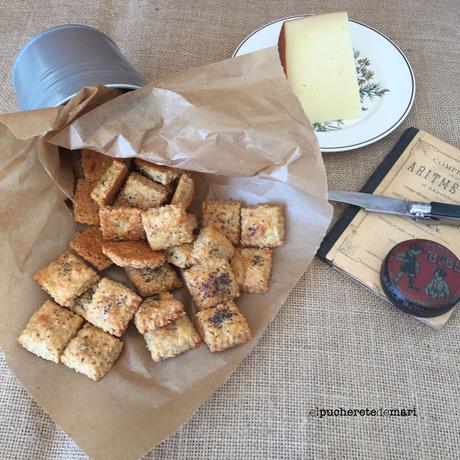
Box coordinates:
[0,47,332,460]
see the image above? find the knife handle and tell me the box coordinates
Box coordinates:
[430,202,460,220]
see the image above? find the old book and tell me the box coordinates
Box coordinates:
[318,128,460,329]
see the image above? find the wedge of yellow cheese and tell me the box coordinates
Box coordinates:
[278,12,361,124]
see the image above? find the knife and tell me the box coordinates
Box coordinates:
[328,191,460,224]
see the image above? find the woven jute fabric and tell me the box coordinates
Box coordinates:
[1,0,459,458]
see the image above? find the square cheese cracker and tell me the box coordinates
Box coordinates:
[69,226,112,271]
[240,204,285,248]
[91,160,129,206]
[183,258,239,310]
[33,251,100,307]
[126,264,182,297]
[61,324,123,381]
[202,201,241,245]
[191,226,235,263]
[116,172,168,210]
[134,293,186,333]
[195,301,251,352]
[134,158,182,185]
[99,206,145,241]
[230,248,273,293]
[18,300,84,363]
[143,316,201,362]
[171,173,194,209]
[81,149,113,181]
[84,278,142,337]
[73,179,99,225]
[142,205,198,250]
[165,243,194,268]
[102,241,165,268]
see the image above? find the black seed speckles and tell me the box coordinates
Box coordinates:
[200,271,232,298]
[208,308,234,327]
[252,255,263,265]
[246,225,258,237]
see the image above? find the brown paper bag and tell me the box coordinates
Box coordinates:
[0,48,332,459]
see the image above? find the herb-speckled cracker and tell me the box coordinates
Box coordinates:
[99,206,145,241]
[240,204,285,248]
[230,248,273,293]
[18,300,84,363]
[165,243,194,268]
[202,201,241,245]
[73,179,99,225]
[191,226,235,263]
[81,149,114,181]
[116,172,168,210]
[134,158,182,185]
[33,252,100,307]
[143,316,201,362]
[91,160,129,206]
[102,241,165,268]
[61,323,123,381]
[84,278,141,337]
[134,293,186,333]
[171,173,194,209]
[142,205,198,250]
[183,259,239,310]
[195,301,251,352]
[126,264,182,297]
[70,226,112,271]
[73,284,98,318]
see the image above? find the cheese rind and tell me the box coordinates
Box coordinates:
[279,12,361,124]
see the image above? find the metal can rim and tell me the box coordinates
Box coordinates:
[12,24,118,89]
[54,83,142,107]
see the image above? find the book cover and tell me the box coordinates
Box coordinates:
[319,128,460,328]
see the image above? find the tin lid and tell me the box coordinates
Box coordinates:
[380,239,460,317]
[12,24,146,111]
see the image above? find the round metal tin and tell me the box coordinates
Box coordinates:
[380,239,460,317]
[13,24,146,111]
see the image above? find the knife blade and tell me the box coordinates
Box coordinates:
[328,191,460,224]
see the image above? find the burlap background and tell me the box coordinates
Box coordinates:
[1,1,459,458]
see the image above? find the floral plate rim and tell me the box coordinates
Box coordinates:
[233,15,416,153]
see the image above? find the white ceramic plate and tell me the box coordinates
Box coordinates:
[233,16,415,153]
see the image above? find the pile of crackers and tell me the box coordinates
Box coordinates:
[18,150,285,381]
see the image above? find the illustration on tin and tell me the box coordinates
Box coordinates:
[425,268,450,299]
[393,243,423,290]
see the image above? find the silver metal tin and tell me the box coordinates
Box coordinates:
[13,24,146,111]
